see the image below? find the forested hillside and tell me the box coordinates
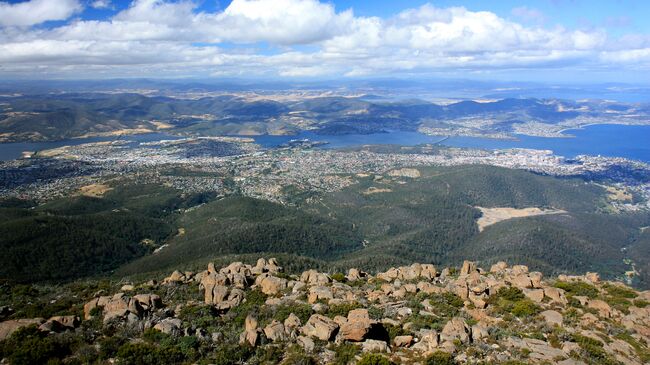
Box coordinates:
[2,165,649,289]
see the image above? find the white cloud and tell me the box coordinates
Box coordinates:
[90,0,112,9]
[0,0,82,27]
[0,1,647,79]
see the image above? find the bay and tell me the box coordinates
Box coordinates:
[1,124,649,164]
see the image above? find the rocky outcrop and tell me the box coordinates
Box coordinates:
[0,318,44,341]
[84,293,153,322]
[10,258,650,365]
[39,316,79,333]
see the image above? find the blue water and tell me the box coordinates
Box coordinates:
[1,124,649,163]
[0,133,181,161]
[254,124,650,163]
[442,124,650,162]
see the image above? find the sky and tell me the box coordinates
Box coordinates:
[0,0,650,83]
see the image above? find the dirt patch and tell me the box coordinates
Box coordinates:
[476,206,566,232]
[362,187,393,195]
[79,184,112,197]
[387,168,421,178]
[150,121,173,129]
[74,128,155,139]
[605,186,633,202]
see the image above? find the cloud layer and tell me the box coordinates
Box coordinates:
[0,0,649,79]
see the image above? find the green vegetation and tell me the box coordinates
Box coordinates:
[0,325,74,365]
[571,334,621,365]
[327,302,363,318]
[3,163,650,290]
[356,353,392,365]
[119,196,363,276]
[424,351,458,365]
[0,184,210,282]
[554,281,600,298]
[489,287,540,318]
[331,343,359,365]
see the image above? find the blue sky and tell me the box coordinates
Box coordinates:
[0,0,649,82]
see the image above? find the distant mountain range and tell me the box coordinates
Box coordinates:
[1,92,648,143]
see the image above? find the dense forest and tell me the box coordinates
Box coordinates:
[2,165,650,288]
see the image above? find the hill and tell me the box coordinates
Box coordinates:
[2,93,647,142]
[2,164,649,290]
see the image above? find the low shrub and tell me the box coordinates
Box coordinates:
[510,300,541,318]
[357,353,392,365]
[553,281,599,298]
[424,350,457,365]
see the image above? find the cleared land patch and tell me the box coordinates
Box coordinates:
[476,206,566,231]
[79,184,112,197]
[362,187,393,195]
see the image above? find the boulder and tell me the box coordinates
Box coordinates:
[133,294,162,311]
[103,293,142,322]
[507,337,565,361]
[585,272,601,283]
[308,286,333,304]
[460,261,477,276]
[543,287,568,305]
[490,261,508,273]
[510,275,533,289]
[347,268,362,281]
[302,314,339,341]
[259,276,288,296]
[340,309,373,341]
[523,288,545,303]
[540,310,563,326]
[420,264,438,280]
[441,317,471,344]
[264,320,286,342]
[471,323,489,341]
[0,318,44,341]
[297,335,315,352]
[393,335,413,347]
[587,299,612,318]
[252,258,268,275]
[512,265,529,275]
[412,330,439,352]
[154,318,182,336]
[84,298,100,320]
[284,313,302,337]
[163,270,186,284]
[377,268,400,282]
[266,258,282,274]
[239,315,259,346]
[362,339,390,353]
[39,316,79,333]
[301,270,331,285]
[205,285,229,306]
[398,264,421,280]
[529,272,543,288]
